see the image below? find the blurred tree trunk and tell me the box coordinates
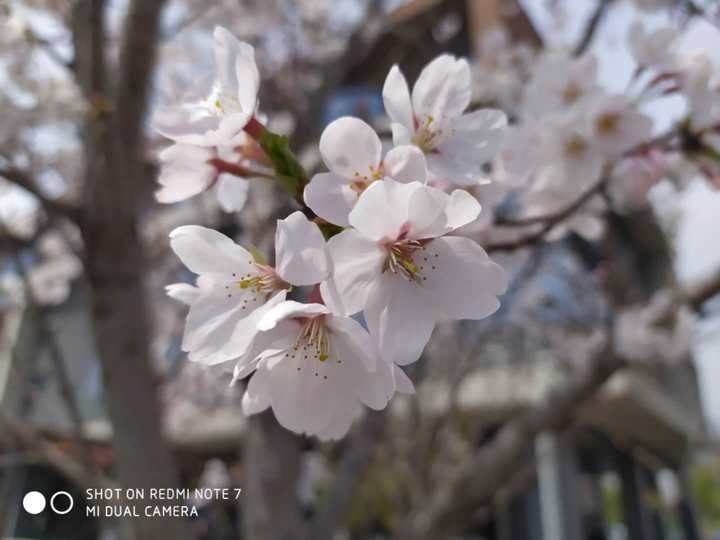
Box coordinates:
[73,2,193,540]
[241,412,306,540]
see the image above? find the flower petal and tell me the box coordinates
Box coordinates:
[325,229,385,315]
[326,314,378,372]
[214,27,243,102]
[222,290,288,361]
[216,175,249,212]
[274,211,330,286]
[445,189,482,230]
[169,225,255,277]
[383,145,427,184]
[382,65,413,132]
[420,236,507,320]
[393,365,415,394]
[319,117,382,179]
[364,275,436,366]
[154,104,220,146]
[165,283,201,305]
[234,44,260,114]
[411,55,471,122]
[258,300,330,331]
[304,172,358,227]
[349,178,422,242]
[242,367,271,415]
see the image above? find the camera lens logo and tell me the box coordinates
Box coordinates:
[22,491,74,515]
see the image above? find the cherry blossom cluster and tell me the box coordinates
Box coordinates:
[154,27,509,439]
[494,19,720,239]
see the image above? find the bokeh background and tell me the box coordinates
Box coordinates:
[1,1,720,539]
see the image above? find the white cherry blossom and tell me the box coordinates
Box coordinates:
[234,300,414,439]
[169,211,329,366]
[304,116,427,226]
[382,55,507,186]
[522,52,601,118]
[324,179,507,366]
[628,23,678,71]
[585,94,653,158]
[156,143,249,212]
[154,27,260,146]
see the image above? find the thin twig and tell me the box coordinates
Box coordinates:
[0,166,82,224]
[573,0,616,57]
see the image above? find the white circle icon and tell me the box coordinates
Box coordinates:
[22,491,46,514]
[50,491,74,515]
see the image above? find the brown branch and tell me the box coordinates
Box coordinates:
[0,412,114,491]
[486,177,606,253]
[0,166,82,224]
[573,0,616,57]
[487,126,682,251]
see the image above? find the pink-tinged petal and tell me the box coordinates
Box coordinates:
[390,122,412,146]
[214,27,244,101]
[241,367,271,415]
[274,211,329,286]
[445,108,508,164]
[326,314,378,372]
[233,44,260,114]
[382,65,413,132]
[325,229,385,315]
[258,300,330,331]
[384,145,427,184]
[349,178,422,242]
[304,172,358,227]
[216,110,255,145]
[222,290,288,361]
[350,352,395,410]
[266,349,337,435]
[182,289,253,365]
[420,236,507,320]
[364,275,436,366]
[425,153,482,186]
[216,175,249,212]
[445,189,482,230]
[169,226,255,276]
[411,55,471,122]
[165,283,201,305]
[153,104,220,146]
[393,365,415,394]
[232,322,297,382]
[405,184,447,239]
[319,117,382,179]
[315,404,358,441]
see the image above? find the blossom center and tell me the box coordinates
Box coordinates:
[596,112,622,136]
[224,265,288,305]
[561,82,582,105]
[564,134,589,160]
[383,239,426,282]
[206,83,243,116]
[351,165,383,194]
[295,316,331,362]
[412,115,446,153]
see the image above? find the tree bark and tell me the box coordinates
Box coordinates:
[241,411,306,540]
[76,2,193,540]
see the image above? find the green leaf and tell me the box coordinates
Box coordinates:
[317,221,344,240]
[259,130,309,200]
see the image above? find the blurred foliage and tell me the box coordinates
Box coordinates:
[692,456,720,533]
